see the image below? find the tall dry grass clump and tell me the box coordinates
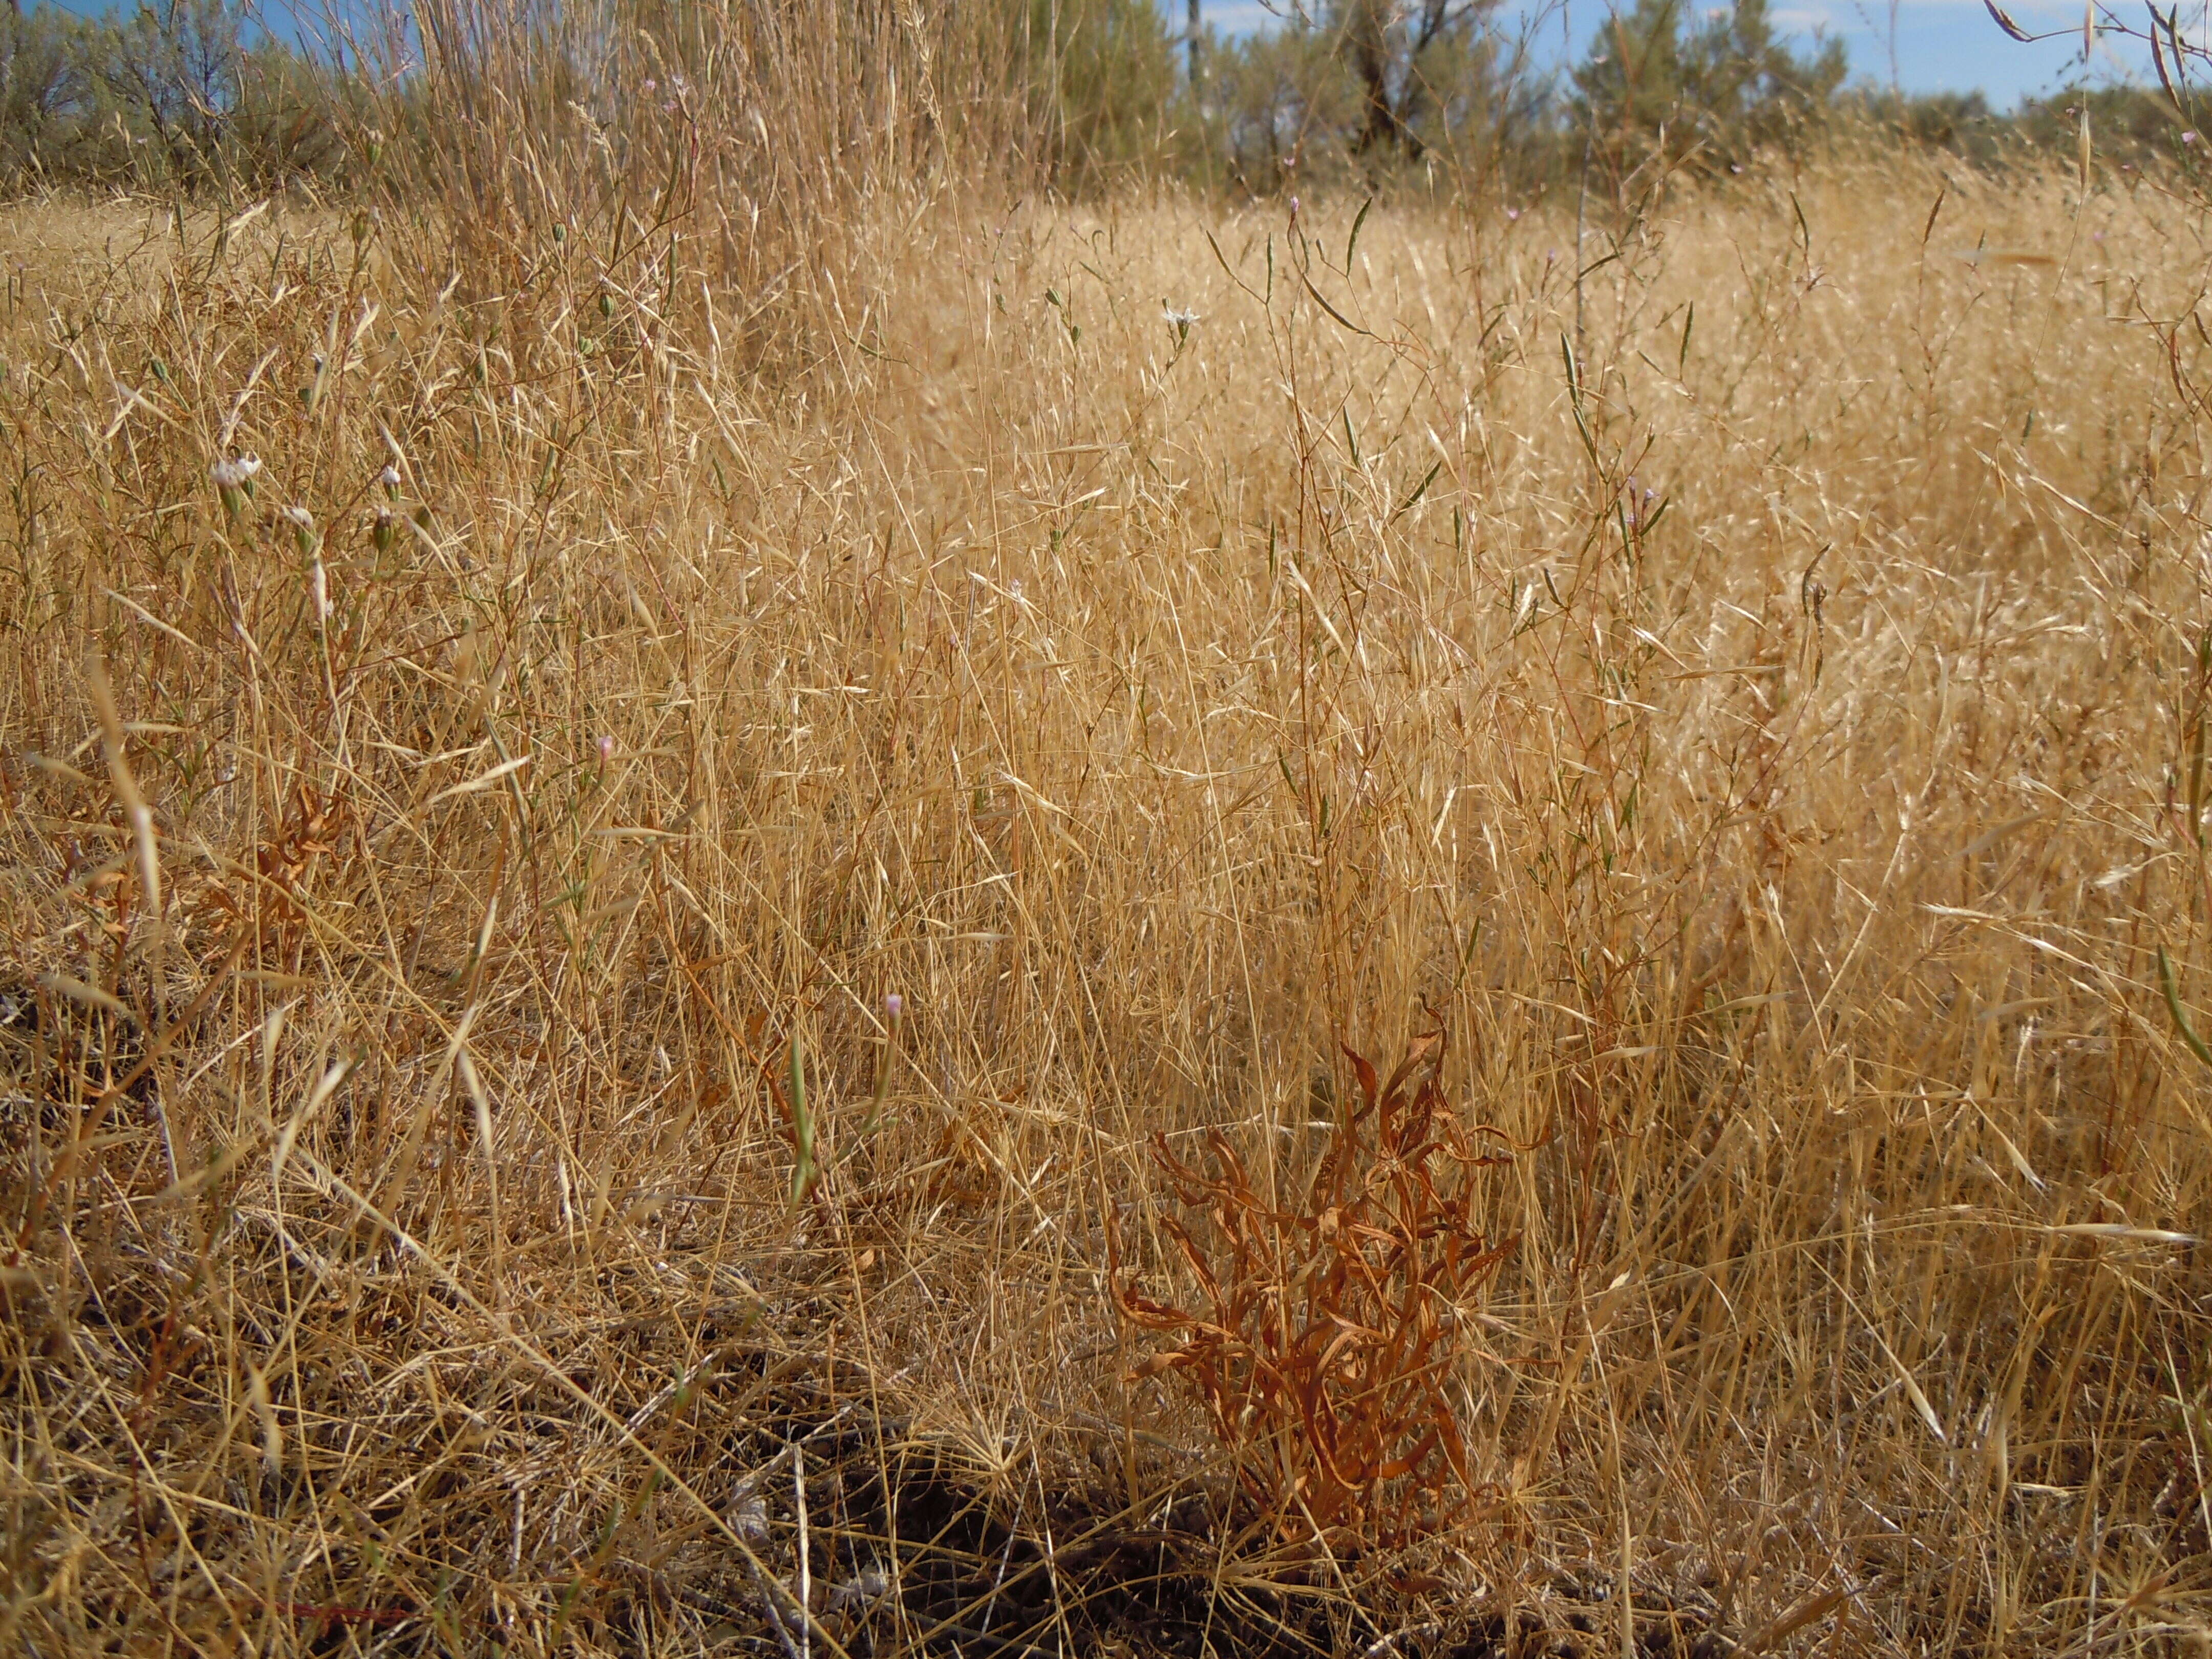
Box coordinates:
[337,0,1109,365]
[6,129,2212,1653]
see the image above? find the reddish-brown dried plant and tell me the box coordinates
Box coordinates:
[1116,1021,1520,1542]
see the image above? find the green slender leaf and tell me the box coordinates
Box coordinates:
[2159,946,2212,1070]
[1391,460,1443,523]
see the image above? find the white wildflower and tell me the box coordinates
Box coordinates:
[211,454,262,518]
[283,504,320,559]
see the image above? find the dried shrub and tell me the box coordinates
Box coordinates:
[1117,1021,1520,1543]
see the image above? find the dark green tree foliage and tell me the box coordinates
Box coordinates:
[1,0,343,192]
[1892,88,1995,150]
[2014,83,2200,171]
[1570,0,1845,176]
[1198,0,1514,193]
[1203,13,1353,188]
[103,0,246,178]
[2,4,102,182]
[1338,0,1491,156]
[1018,0,1177,187]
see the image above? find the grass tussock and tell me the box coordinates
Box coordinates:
[5,156,2212,1655]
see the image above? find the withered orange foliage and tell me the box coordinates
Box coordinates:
[1117,1022,1519,1542]
[195,784,348,974]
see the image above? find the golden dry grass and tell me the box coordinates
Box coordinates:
[6,154,2212,1655]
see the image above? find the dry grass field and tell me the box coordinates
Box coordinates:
[7,151,2212,1656]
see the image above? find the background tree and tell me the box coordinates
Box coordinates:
[100,0,245,184]
[1020,0,1177,187]
[1196,0,1517,190]
[1204,10,1355,188]
[1337,0,1497,159]
[1,4,96,182]
[1571,0,1845,177]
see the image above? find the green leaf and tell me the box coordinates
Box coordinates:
[1391,460,1443,523]
[2159,946,2212,1071]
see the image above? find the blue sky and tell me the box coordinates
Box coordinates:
[1204,0,2206,107]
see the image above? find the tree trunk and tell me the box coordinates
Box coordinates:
[1346,0,1424,157]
